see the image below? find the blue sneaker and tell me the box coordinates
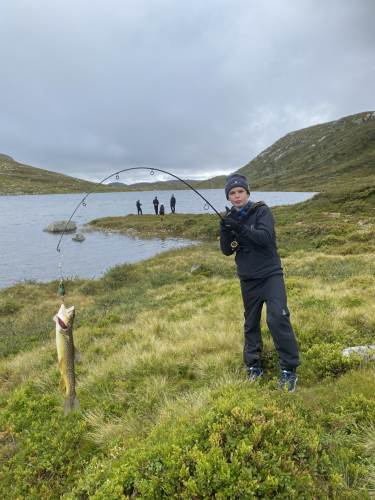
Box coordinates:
[247,367,264,382]
[279,370,298,392]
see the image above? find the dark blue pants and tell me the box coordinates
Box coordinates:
[240,274,300,371]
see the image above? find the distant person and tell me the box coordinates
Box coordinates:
[220,174,300,392]
[136,200,142,215]
[159,204,165,220]
[153,196,159,215]
[170,194,176,213]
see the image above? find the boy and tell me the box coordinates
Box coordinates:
[220,173,300,391]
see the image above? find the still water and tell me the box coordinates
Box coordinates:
[0,189,315,289]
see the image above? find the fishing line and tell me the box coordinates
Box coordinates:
[56,166,224,253]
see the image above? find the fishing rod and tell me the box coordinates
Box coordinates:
[56,166,224,253]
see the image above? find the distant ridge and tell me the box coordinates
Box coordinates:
[0,156,124,195]
[0,153,14,161]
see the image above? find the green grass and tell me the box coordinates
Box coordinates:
[0,181,375,497]
[89,213,219,241]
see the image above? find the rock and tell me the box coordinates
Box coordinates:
[328,212,341,218]
[44,221,77,233]
[342,345,375,360]
[72,233,85,242]
[190,264,213,276]
[190,264,201,273]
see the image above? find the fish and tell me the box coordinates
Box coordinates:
[54,303,80,415]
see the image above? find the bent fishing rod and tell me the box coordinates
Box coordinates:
[56,166,224,253]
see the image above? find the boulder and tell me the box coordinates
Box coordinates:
[342,345,375,360]
[72,233,85,242]
[44,221,77,233]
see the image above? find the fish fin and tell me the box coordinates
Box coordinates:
[74,349,81,364]
[64,396,80,415]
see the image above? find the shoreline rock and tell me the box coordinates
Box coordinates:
[44,221,77,233]
[72,233,85,242]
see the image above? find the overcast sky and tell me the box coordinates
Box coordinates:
[0,0,374,183]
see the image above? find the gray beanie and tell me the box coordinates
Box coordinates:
[225,174,250,199]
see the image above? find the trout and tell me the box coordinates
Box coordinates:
[54,304,79,414]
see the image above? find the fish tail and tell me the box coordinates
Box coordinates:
[64,395,80,415]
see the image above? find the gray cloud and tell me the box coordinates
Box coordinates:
[0,0,374,183]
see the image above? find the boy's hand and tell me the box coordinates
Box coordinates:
[221,216,241,232]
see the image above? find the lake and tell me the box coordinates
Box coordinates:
[0,189,316,289]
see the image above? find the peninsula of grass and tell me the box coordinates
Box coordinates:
[1,183,375,498]
[89,213,219,241]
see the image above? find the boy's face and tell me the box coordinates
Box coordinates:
[228,187,249,208]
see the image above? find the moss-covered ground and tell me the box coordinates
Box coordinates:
[0,186,374,498]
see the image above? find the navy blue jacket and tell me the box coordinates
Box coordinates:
[220,201,283,280]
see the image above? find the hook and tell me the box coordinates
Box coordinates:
[203,203,210,211]
[116,174,120,180]
[150,169,155,176]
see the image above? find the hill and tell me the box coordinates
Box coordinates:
[115,176,228,191]
[3,111,374,195]
[0,155,121,195]
[112,111,375,192]
[237,110,375,191]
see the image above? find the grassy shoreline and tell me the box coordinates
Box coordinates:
[1,187,375,497]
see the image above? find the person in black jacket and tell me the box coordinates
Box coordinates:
[152,196,159,215]
[170,194,176,213]
[220,173,300,391]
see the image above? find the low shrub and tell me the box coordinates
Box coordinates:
[0,384,92,499]
[75,385,354,499]
[301,343,361,382]
[0,299,21,316]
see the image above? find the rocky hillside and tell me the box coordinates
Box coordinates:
[237,110,375,191]
[0,155,120,195]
